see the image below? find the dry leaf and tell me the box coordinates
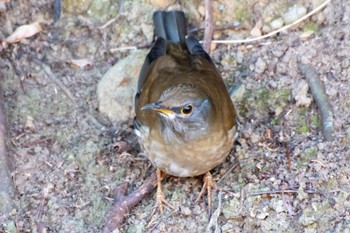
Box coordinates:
[0,2,6,12]
[25,116,36,131]
[6,22,42,44]
[68,58,93,68]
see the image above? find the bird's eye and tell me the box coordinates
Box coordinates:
[180,104,193,115]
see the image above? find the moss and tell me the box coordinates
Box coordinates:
[298,124,309,134]
[303,22,318,33]
[86,194,109,224]
[222,198,241,219]
[17,89,42,121]
[234,1,250,22]
[297,147,318,168]
[311,115,321,129]
[296,107,309,134]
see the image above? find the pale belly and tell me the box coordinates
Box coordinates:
[135,126,236,177]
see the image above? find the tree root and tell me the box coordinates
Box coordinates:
[299,64,335,141]
[102,173,157,232]
[0,83,14,216]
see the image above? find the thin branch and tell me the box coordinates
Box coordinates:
[0,83,15,216]
[31,58,76,102]
[203,0,214,53]
[248,188,328,198]
[98,17,119,30]
[299,64,334,141]
[205,191,222,233]
[102,173,157,232]
[208,0,331,44]
[188,24,241,34]
[217,162,239,184]
[31,57,108,131]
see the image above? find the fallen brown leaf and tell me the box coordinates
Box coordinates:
[68,58,93,68]
[6,22,42,44]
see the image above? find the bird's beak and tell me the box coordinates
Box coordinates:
[141,102,174,116]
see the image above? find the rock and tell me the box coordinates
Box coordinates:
[141,23,153,44]
[292,80,312,107]
[282,5,307,24]
[180,206,192,216]
[262,24,272,33]
[256,210,269,219]
[254,57,267,74]
[25,116,35,131]
[150,0,174,8]
[250,21,262,37]
[270,17,284,30]
[230,83,246,102]
[236,50,244,64]
[97,50,148,123]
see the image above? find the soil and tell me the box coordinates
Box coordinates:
[0,0,349,232]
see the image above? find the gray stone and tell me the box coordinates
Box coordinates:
[97,50,148,123]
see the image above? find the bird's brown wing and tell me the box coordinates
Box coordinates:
[186,35,237,131]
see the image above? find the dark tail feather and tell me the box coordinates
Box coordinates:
[186,35,212,63]
[153,11,187,46]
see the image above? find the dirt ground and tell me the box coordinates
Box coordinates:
[0,0,349,232]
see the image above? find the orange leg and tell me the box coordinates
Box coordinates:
[195,172,217,214]
[153,168,174,214]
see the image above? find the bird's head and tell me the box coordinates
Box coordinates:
[141,83,213,139]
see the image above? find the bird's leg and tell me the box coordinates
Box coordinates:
[153,168,174,214]
[195,172,217,215]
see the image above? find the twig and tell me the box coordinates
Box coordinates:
[205,191,222,233]
[285,144,292,170]
[0,82,15,216]
[102,173,157,232]
[98,17,119,29]
[217,162,239,184]
[31,57,108,131]
[248,188,327,197]
[31,58,76,102]
[281,183,296,216]
[310,159,326,167]
[109,46,138,53]
[188,24,241,34]
[299,64,334,141]
[53,0,61,23]
[203,0,214,53]
[208,0,331,44]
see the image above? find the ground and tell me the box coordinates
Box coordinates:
[0,0,349,232]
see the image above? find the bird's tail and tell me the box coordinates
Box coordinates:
[153,11,187,46]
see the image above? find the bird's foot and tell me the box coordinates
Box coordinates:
[195,172,217,215]
[151,169,174,215]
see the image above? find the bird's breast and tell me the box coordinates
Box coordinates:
[136,123,236,177]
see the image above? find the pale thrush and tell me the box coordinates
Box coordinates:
[134,11,237,212]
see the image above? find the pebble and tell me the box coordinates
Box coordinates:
[180,206,192,216]
[282,5,307,24]
[270,17,284,30]
[97,50,148,123]
[150,0,174,8]
[292,80,312,107]
[250,21,262,37]
[254,57,267,74]
[230,83,246,102]
[141,23,153,44]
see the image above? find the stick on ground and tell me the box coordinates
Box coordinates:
[102,173,157,232]
[203,0,214,53]
[0,83,15,216]
[299,64,335,141]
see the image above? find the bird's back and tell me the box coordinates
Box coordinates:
[135,11,236,132]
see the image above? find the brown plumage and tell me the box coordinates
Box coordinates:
[134,10,237,212]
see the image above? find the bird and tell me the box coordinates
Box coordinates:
[134,10,237,213]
